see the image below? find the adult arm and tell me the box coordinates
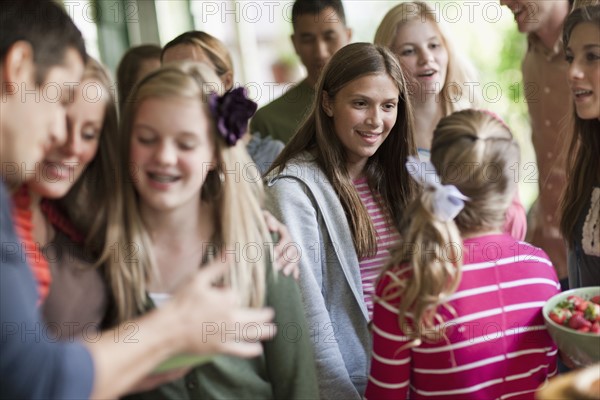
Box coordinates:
[87,261,275,399]
[1,187,274,400]
[266,178,361,399]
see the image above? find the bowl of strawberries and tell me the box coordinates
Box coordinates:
[543,287,600,367]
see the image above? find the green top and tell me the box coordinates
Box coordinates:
[125,265,319,400]
[250,79,315,144]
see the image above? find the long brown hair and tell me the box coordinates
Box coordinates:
[560,5,600,246]
[268,42,417,258]
[116,44,161,112]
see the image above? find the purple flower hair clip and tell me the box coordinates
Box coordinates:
[208,87,257,146]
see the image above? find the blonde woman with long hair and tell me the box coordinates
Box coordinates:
[111,61,317,399]
[374,1,527,241]
[161,31,295,263]
[365,109,561,399]
[10,58,118,338]
[374,1,477,159]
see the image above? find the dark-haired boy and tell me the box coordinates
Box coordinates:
[251,0,352,143]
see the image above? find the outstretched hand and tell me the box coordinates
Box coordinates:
[168,258,276,359]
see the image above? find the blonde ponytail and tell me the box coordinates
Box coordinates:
[380,109,520,343]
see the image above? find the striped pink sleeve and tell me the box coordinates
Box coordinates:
[365,271,411,400]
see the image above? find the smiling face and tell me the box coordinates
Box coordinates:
[292,7,352,87]
[28,78,107,198]
[129,96,216,213]
[392,19,448,99]
[1,47,84,183]
[322,73,399,177]
[566,22,600,120]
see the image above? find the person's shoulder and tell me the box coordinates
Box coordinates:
[512,239,553,264]
[256,80,313,114]
[265,152,321,182]
[251,92,296,137]
[248,135,284,154]
[264,155,328,211]
[470,233,554,267]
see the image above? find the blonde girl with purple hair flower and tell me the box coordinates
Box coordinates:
[109,61,318,400]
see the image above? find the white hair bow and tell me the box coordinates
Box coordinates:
[405,155,470,222]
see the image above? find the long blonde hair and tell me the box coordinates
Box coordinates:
[108,61,272,322]
[53,57,121,262]
[374,1,478,116]
[267,43,417,258]
[381,109,519,341]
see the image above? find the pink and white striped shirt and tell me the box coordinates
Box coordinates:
[354,177,400,318]
[365,234,560,400]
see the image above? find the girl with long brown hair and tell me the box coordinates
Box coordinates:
[266,42,417,398]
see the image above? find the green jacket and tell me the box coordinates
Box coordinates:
[125,265,319,400]
[250,79,314,144]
